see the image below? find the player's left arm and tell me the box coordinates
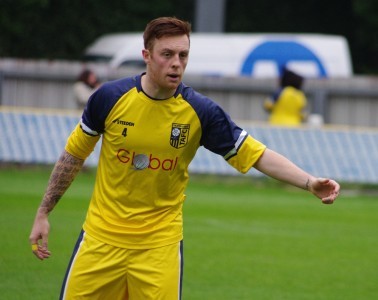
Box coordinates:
[254,148,340,204]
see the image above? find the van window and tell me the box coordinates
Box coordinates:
[83,54,112,63]
[119,60,146,68]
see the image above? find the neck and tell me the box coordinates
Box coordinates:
[141,74,176,100]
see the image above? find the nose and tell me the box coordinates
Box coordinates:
[171,54,181,68]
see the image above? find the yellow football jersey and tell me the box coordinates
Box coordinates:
[268,86,307,126]
[65,73,266,249]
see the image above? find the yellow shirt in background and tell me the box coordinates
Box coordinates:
[266,86,307,126]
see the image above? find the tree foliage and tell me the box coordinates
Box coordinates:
[0,0,194,59]
[0,0,377,74]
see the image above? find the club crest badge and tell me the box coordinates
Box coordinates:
[170,123,190,149]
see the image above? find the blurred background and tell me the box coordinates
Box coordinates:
[1,0,377,73]
[0,0,378,184]
[0,0,377,74]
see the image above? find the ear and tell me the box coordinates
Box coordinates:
[142,49,150,64]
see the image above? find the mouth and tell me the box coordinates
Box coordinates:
[167,73,180,80]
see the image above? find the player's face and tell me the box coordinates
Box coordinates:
[143,35,189,96]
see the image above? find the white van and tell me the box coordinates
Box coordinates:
[83,33,145,69]
[83,32,353,78]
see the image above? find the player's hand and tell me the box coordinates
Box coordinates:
[29,213,51,260]
[31,242,51,260]
[308,178,340,204]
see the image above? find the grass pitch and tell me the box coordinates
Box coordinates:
[0,166,377,299]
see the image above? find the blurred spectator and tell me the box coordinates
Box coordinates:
[264,68,307,126]
[73,69,101,109]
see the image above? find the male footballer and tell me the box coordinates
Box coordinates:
[29,17,340,300]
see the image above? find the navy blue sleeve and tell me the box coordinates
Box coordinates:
[81,76,138,134]
[181,85,244,157]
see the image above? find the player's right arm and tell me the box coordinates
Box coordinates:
[29,81,112,260]
[29,150,84,260]
[29,113,102,260]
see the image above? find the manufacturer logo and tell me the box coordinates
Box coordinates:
[112,119,135,126]
[170,123,190,149]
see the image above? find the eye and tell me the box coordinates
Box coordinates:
[180,52,188,59]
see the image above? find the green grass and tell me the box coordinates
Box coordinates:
[1,167,377,300]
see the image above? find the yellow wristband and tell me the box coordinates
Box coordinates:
[31,244,38,251]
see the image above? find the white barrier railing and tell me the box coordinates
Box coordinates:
[1,108,377,184]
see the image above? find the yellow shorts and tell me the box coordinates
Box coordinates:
[60,230,183,300]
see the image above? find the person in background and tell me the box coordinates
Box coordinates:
[264,68,308,126]
[73,69,101,109]
[29,17,340,300]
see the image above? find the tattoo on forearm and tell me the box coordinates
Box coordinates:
[40,151,84,213]
[305,178,310,190]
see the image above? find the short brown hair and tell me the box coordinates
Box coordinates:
[143,17,192,50]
